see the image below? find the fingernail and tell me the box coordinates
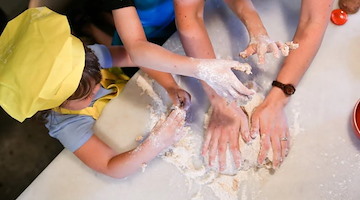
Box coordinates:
[250,130,258,139]
[246,134,251,143]
[285,148,289,157]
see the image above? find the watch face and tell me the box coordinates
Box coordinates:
[284,84,296,95]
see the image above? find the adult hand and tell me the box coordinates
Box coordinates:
[202,97,251,171]
[240,35,297,64]
[194,59,254,102]
[250,100,290,169]
[166,87,191,111]
[149,108,187,149]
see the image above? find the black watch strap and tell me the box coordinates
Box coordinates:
[272,80,296,96]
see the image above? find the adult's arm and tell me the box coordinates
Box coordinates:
[174,0,251,170]
[251,0,334,168]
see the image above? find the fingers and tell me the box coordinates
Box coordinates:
[281,130,290,158]
[271,133,282,168]
[231,79,255,97]
[231,62,252,75]
[256,43,268,64]
[269,42,280,59]
[271,129,291,168]
[240,40,296,64]
[239,46,256,59]
[250,113,260,139]
[239,112,251,143]
[208,128,220,167]
[164,105,184,122]
[258,132,271,165]
[166,108,186,127]
[276,41,289,56]
[218,133,228,171]
[229,129,241,169]
[213,81,253,103]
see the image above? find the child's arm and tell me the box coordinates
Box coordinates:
[108,45,135,67]
[108,46,191,110]
[140,68,191,110]
[74,108,186,179]
[111,6,254,102]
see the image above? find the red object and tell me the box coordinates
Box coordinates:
[331,9,348,25]
[353,99,360,139]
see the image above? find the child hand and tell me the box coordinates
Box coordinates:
[239,35,298,64]
[194,59,254,102]
[148,108,186,149]
[166,87,191,111]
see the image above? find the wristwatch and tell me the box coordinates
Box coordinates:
[272,80,296,96]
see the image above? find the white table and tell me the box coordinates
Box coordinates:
[18,0,360,199]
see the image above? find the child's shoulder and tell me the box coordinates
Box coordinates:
[46,111,95,134]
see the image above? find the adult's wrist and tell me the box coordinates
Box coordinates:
[264,87,290,107]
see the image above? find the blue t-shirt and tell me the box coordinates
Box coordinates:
[111,0,175,45]
[46,44,113,152]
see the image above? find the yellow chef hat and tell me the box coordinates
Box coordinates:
[0,7,85,122]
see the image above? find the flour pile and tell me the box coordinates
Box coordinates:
[136,74,300,200]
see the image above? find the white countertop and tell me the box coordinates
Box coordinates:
[18,0,360,199]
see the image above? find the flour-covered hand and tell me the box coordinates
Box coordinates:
[149,107,187,149]
[194,59,254,102]
[202,98,250,172]
[240,35,298,64]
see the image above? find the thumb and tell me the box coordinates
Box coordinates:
[231,62,252,75]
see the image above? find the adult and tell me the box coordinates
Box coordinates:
[174,0,333,170]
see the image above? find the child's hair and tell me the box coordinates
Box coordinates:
[67,46,102,100]
[35,46,102,123]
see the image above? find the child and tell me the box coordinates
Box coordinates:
[0,7,253,178]
[47,45,189,179]
[0,7,190,179]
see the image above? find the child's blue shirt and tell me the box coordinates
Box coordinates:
[46,44,113,152]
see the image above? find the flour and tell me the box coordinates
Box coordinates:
[135,73,302,200]
[160,93,273,200]
[136,74,166,114]
[136,74,167,131]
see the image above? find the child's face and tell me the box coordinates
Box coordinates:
[61,83,101,110]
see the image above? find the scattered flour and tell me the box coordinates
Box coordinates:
[135,73,302,200]
[136,74,166,114]
[136,74,167,131]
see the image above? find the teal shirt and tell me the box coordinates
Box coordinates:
[112,0,175,45]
